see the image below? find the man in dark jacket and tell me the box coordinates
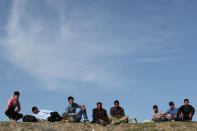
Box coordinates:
[109,100,128,124]
[179,99,195,121]
[92,102,109,126]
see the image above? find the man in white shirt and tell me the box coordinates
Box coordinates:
[152,105,167,122]
[32,106,63,122]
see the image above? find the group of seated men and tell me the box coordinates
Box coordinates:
[5,91,196,124]
[152,99,195,122]
[5,91,128,125]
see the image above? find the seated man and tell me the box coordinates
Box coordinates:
[179,99,195,121]
[163,101,179,121]
[62,96,88,122]
[5,91,23,121]
[152,105,165,122]
[109,100,128,124]
[92,102,110,126]
[32,106,63,122]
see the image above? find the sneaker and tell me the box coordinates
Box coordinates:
[8,118,16,122]
[83,119,90,123]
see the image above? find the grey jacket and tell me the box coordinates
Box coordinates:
[65,103,81,116]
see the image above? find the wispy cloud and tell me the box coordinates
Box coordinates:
[1,0,185,90]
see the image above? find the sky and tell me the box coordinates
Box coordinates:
[0,0,197,122]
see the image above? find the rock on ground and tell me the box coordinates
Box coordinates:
[0,122,197,131]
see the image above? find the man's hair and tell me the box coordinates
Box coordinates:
[97,102,102,106]
[32,106,38,112]
[153,105,158,109]
[14,91,20,96]
[114,100,119,105]
[68,96,74,101]
[169,101,174,106]
[184,99,189,103]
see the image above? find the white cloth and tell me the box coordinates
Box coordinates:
[34,109,53,121]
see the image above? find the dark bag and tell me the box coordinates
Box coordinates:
[23,115,37,122]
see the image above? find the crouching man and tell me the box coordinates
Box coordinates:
[109,100,128,125]
[179,99,195,121]
[32,106,63,122]
[5,91,23,121]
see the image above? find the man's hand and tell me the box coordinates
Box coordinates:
[189,113,192,119]
[16,109,20,113]
[99,119,104,122]
[74,113,78,116]
[165,115,171,119]
[180,112,184,119]
[118,115,121,118]
[81,106,86,111]
[37,119,42,122]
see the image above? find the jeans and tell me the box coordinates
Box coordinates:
[48,112,62,122]
[5,107,23,121]
[74,109,88,122]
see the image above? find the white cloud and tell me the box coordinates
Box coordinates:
[1,0,131,90]
[1,0,185,90]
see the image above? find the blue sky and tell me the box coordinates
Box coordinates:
[0,0,197,122]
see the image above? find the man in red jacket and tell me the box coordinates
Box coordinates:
[5,91,23,121]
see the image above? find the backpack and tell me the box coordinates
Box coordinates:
[23,115,38,122]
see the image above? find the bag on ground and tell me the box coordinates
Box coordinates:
[23,115,37,122]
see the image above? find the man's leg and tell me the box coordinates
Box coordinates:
[74,110,83,122]
[119,116,128,123]
[82,109,88,120]
[52,112,62,121]
[5,108,17,120]
[48,112,62,122]
[108,115,117,122]
[183,116,190,121]
[108,115,120,125]
[62,113,75,122]
[16,113,23,121]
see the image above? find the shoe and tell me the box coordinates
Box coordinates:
[83,119,90,123]
[8,118,16,122]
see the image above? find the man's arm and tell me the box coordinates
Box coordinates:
[76,103,82,108]
[16,101,21,113]
[178,106,184,119]
[121,108,125,117]
[110,108,113,116]
[6,97,12,111]
[163,109,170,118]
[92,109,99,123]
[191,106,195,115]
[103,110,109,123]
[189,106,195,119]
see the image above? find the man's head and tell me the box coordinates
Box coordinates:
[97,102,102,110]
[13,91,20,100]
[169,101,174,109]
[184,99,189,106]
[153,105,158,113]
[68,96,74,105]
[114,100,119,108]
[32,106,39,114]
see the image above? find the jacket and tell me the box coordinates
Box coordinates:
[92,108,109,124]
